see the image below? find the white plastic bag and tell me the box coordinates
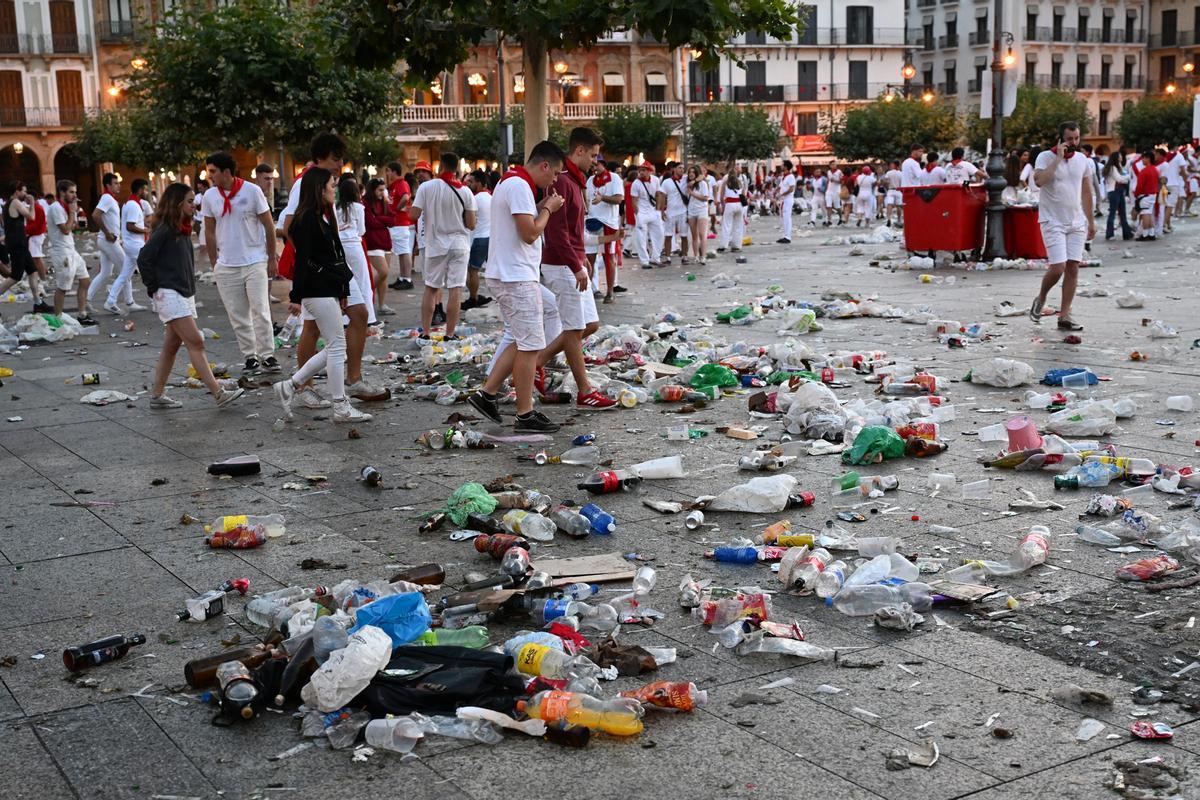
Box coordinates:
[1045,402,1118,437]
[969,358,1036,388]
[705,474,798,513]
[1115,290,1146,308]
[300,625,391,712]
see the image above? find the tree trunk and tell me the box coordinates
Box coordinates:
[521,34,548,159]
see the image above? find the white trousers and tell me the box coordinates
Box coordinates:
[635,212,664,265]
[108,243,141,306]
[214,261,275,358]
[88,237,132,304]
[780,196,794,239]
[810,195,826,223]
[720,204,745,250]
[291,297,347,400]
[343,239,376,325]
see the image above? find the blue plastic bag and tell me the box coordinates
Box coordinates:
[1041,368,1098,386]
[348,593,432,649]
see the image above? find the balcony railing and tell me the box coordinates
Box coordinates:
[396,102,684,123]
[0,106,97,128]
[968,30,990,45]
[97,19,136,43]
[937,81,958,95]
[938,34,959,47]
[967,78,982,92]
[733,85,784,102]
[0,32,91,55]
[917,0,936,7]
[1025,74,1145,91]
[738,27,907,46]
[1150,31,1197,48]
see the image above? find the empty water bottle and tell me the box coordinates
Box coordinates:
[1076,524,1123,547]
[562,583,599,600]
[502,509,556,542]
[549,507,592,538]
[832,582,933,616]
[311,616,349,664]
[579,503,616,534]
[815,560,848,599]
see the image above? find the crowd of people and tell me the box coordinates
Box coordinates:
[0,124,1191,425]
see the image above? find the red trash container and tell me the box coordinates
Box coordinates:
[1002,206,1048,259]
[901,184,986,252]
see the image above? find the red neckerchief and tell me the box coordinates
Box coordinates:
[564,159,586,189]
[950,159,962,165]
[439,170,463,189]
[592,168,612,187]
[1050,146,1075,160]
[104,188,119,200]
[180,220,193,235]
[218,177,244,216]
[926,163,936,172]
[501,165,537,197]
[124,197,142,212]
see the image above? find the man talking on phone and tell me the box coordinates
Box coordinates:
[1029,121,1094,331]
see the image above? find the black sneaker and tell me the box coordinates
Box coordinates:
[389,278,404,290]
[33,302,53,313]
[460,297,478,310]
[467,390,503,424]
[261,355,282,373]
[77,315,98,326]
[612,285,628,293]
[515,410,559,432]
[431,303,447,325]
[397,279,414,291]
[244,356,261,374]
[474,295,492,307]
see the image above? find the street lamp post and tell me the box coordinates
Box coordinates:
[982,0,1011,260]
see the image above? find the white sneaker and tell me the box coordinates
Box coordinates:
[273,379,296,419]
[127,302,148,312]
[150,394,182,409]
[378,305,396,316]
[215,386,244,408]
[332,399,372,423]
[346,380,391,402]
[103,301,122,315]
[295,387,331,409]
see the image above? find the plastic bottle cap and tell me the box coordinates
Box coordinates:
[241,706,254,719]
[515,700,527,713]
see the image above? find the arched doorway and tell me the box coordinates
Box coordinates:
[53,143,94,209]
[0,145,42,195]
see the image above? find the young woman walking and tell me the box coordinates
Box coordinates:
[139,183,243,409]
[686,165,711,262]
[363,178,395,316]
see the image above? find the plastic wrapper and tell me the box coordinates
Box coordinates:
[620,681,708,711]
[704,474,798,513]
[348,593,432,649]
[966,358,1035,388]
[874,603,924,631]
[1115,555,1180,582]
[842,426,905,465]
[300,625,392,712]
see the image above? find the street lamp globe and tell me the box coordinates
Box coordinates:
[554,61,569,75]
[1166,83,1178,94]
[1185,62,1195,74]
[921,90,934,103]
[901,63,916,81]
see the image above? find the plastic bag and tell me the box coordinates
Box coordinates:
[1045,402,1118,437]
[300,625,392,712]
[1115,555,1180,582]
[706,474,798,513]
[689,364,739,390]
[1041,368,1098,387]
[842,426,905,465]
[349,593,433,648]
[966,358,1035,388]
[433,482,498,527]
[1115,290,1146,308]
[14,312,83,342]
[777,308,817,334]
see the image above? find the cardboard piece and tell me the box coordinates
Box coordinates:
[718,426,759,440]
[928,580,1002,602]
[644,361,681,377]
[531,552,631,578]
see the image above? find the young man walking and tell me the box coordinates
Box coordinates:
[385,161,414,297]
[0,181,38,312]
[90,172,141,314]
[106,178,150,314]
[777,161,797,243]
[202,151,279,374]
[467,141,566,432]
[660,161,689,264]
[47,180,95,324]
[1029,121,1094,332]
[630,163,662,268]
[462,169,493,310]
[586,159,623,299]
[410,152,476,339]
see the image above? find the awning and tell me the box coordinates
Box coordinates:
[1026,4,1039,14]
[1126,8,1137,16]
[603,73,625,86]
[1079,7,1090,16]
[975,55,988,66]
[1126,54,1137,64]
[923,15,934,24]
[1103,7,1114,17]
[1078,53,1089,63]
[645,73,667,86]
[1102,54,1113,63]
[945,12,956,22]
[1100,101,1111,109]
[1051,53,1063,63]
[944,59,957,68]
[975,8,987,17]
[1053,5,1065,13]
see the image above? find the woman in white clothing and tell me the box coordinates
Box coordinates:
[686,165,711,262]
[717,172,746,253]
[335,175,376,326]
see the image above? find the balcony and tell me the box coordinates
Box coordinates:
[1117,29,1146,44]
[396,102,684,124]
[97,19,137,44]
[1150,31,1196,48]
[937,81,958,95]
[1051,27,1077,43]
[733,84,784,102]
[0,32,91,55]
[0,106,97,128]
[968,31,990,45]
[917,0,936,7]
[685,83,896,103]
[1026,26,1051,41]
[938,34,959,47]
[967,78,982,92]
[829,27,906,46]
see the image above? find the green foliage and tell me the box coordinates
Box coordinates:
[595,106,671,159]
[687,105,781,164]
[73,107,202,169]
[824,97,961,162]
[344,117,403,167]
[447,110,567,165]
[965,86,1092,151]
[1116,95,1193,150]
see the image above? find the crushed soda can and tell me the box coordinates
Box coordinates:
[1084,494,1132,517]
[1130,721,1173,740]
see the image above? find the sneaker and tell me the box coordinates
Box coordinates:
[640,262,653,270]
[244,356,262,374]
[388,278,404,290]
[467,390,503,424]
[127,302,148,312]
[215,386,244,408]
[260,355,282,374]
[612,285,628,293]
[150,394,182,409]
[378,304,396,316]
[333,399,373,423]
[77,315,98,326]
[534,366,547,396]
[515,410,559,432]
[576,390,617,411]
[1028,297,1044,324]
[273,378,296,419]
[346,380,391,402]
[460,297,477,310]
[474,295,492,308]
[397,279,414,291]
[33,302,53,313]
[776,238,791,244]
[295,388,331,409]
[1057,315,1084,331]
[603,295,614,304]
[431,303,447,325]
[716,247,726,253]
[103,301,123,315]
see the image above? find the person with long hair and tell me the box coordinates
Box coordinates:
[139,183,243,409]
[362,178,395,315]
[0,180,39,313]
[686,164,711,263]
[272,168,371,424]
[1103,150,1133,241]
[333,174,387,400]
[717,170,746,252]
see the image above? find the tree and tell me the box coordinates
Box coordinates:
[595,106,671,160]
[339,0,800,155]
[687,105,781,165]
[447,110,566,164]
[74,107,202,169]
[965,85,1092,152]
[823,97,961,162]
[1116,95,1193,150]
[101,0,396,166]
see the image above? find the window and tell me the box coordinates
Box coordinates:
[1052,12,1063,41]
[602,72,624,103]
[945,18,957,46]
[1162,10,1178,47]
[795,112,818,135]
[1025,59,1036,86]
[1125,13,1135,42]
[1123,61,1134,86]
[48,0,79,53]
[0,69,24,125]
[975,63,985,88]
[0,1,16,54]
[1161,55,1176,84]
[1077,11,1087,40]
[1196,8,1200,41]
[796,5,817,45]
[513,72,524,103]
[1050,60,1061,87]
[745,60,766,87]
[1102,14,1112,43]
[797,60,818,100]
[923,22,933,49]
[688,63,720,102]
[945,64,957,92]
[975,14,987,36]
[1025,12,1036,39]
[1101,61,1111,88]
[922,67,934,88]
[108,0,131,23]
[56,69,84,124]
[745,29,766,45]
[848,60,867,98]
[846,6,873,45]
[1076,59,1086,89]
[644,72,666,102]
[1098,108,1109,136]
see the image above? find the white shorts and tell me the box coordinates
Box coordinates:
[1039,220,1088,264]
[424,248,469,289]
[28,234,44,258]
[389,225,412,256]
[666,214,688,238]
[825,189,842,209]
[886,190,903,206]
[153,288,197,323]
[584,231,599,256]
[51,250,88,290]
[1135,195,1156,215]
[853,196,872,215]
[543,264,597,331]
[367,249,387,258]
[487,278,545,351]
[1166,187,1183,206]
[583,280,599,325]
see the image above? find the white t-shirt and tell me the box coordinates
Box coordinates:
[630,176,659,216]
[472,191,491,240]
[201,181,270,266]
[1165,152,1187,188]
[779,173,797,199]
[412,178,474,258]
[662,175,689,217]
[486,175,540,283]
[95,193,120,237]
[926,166,948,185]
[282,177,302,223]
[884,169,903,191]
[945,161,979,184]
[120,199,146,250]
[901,158,925,188]
[856,173,877,196]
[827,169,843,189]
[704,174,717,203]
[687,178,712,215]
[47,201,75,255]
[335,202,365,244]
[1034,149,1089,227]
[585,175,622,228]
[1019,162,1035,187]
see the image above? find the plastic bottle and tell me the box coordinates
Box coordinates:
[654,385,705,403]
[814,560,848,599]
[629,456,685,479]
[216,660,260,720]
[473,533,530,560]
[417,626,489,648]
[1054,461,1121,490]
[832,583,933,616]
[245,587,308,628]
[501,546,531,577]
[63,633,147,672]
[1076,524,1123,547]
[1084,455,1158,478]
[787,547,831,590]
[577,470,642,495]
[578,602,619,632]
[842,554,892,590]
[981,525,1052,575]
[518,690,645,736]
[360,465,383,487]
[549,507,592,538]
[527,597,593,626]
[278,313,301,343]
[311,616,349,663]
[64,371,109,385]
[562,583,599,601]
[513,643,603,680]
[551,446,602,466]
[632,566,657,595]
[502,509,556,542]
[206,513,286,538]
[620,681,708,711]
[579,503,616,534]
[705,546,759,563]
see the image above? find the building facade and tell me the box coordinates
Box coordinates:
[1147,0,1200,93]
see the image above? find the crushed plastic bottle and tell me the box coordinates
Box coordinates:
[518,690,645,736]
[502,509,556,542]
[832,583,933,616]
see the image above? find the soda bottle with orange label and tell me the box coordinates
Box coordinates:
[518,690,645,736]
[620,681,708,712]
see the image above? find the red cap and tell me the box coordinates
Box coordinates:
[414,161,434,174]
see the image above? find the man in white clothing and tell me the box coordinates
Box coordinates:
[630,163,662,268]
[825,162,844,224]
[1163,145,1188,232]
[107,178,150,313]
[90,172,141,314]
[884,160,904,226]
[410,152,476,339]
[777,161,797,243]
[944,147,979,184]
[47,180,94,324]
[901,144,926,188]
[463,169,492,310]
[659,162,689,264]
